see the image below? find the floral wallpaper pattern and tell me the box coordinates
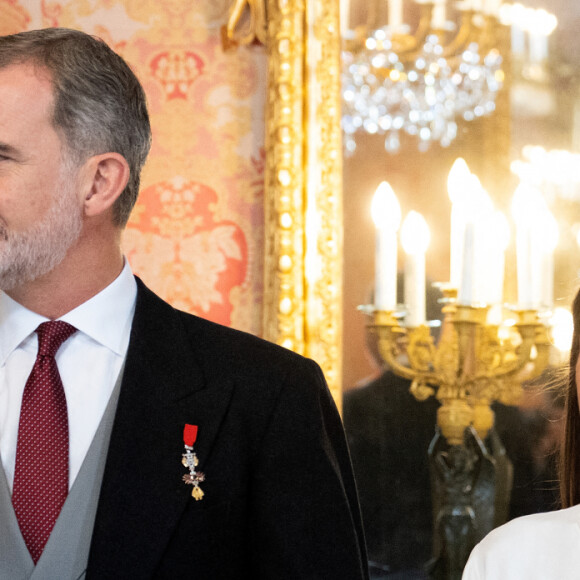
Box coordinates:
[2,0,266,333]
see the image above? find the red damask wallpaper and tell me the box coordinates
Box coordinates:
[2,0,266,334]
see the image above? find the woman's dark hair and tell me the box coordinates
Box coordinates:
[559,289,580,507]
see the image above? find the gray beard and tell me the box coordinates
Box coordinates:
[0,178,83,292]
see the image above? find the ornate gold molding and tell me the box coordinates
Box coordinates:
[303,0,343,406]
[262,0,343,406]
[225,0,268,47]
[263,0,307,355]
[227,0,344,407]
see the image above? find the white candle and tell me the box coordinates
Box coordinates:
[540,250,554,309]
[340,0,350,36]
[480,210,509,311]
[401,211,431,327]
[458,221,476,305]
[512,183,546,309]
[449,204,464,288]
[511,26,526,58]
[457,180,493,306]
[375,229,398,311]
[447,158,472,288]
[489,211,510,305]
[432,0,446,29]
[389,0,403,30]
[404,252,425,325]
[529,227,543,308]
[528,32,548,63]
[484,0,502,17]
[510,4,527,58]
[527,9,558,63]
[540,211,558,309]
[372,182,402,311]
[516,225,534,308]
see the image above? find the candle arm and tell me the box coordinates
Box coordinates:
[374,324,439,385]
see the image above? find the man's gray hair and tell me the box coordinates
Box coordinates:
[0,27,151,226]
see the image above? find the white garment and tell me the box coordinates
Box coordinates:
[0,260,136,491]
[463,505,580,579]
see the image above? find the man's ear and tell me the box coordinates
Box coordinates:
[82,153,130,217]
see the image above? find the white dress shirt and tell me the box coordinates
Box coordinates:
[463,504,580,579]
[0,260,137,491]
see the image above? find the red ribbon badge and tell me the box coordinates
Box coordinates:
[183,424,198,447]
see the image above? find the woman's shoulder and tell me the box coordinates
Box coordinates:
[485,504,580,540]
[463,506,580,579]
[494,503,580,531]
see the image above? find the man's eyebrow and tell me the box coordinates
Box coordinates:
[0,142,19,156]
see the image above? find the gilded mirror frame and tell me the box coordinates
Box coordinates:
[264,0,343,407]
[228,0,344,406]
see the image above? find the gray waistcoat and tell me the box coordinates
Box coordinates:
[0,366,124,580]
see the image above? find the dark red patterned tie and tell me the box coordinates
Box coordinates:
[12,321,77,563]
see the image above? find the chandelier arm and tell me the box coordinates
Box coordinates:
[391,2,434,55]
[442,9,476,58]
[366,0,378,30]
[343,29,367,58]
[477,14,500,54]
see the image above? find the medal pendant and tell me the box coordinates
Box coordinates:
[182,424,205,501]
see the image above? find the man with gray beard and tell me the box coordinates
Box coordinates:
[0,28,368,578]
[0,159,83,292]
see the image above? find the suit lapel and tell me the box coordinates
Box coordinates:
[87,280,234,578]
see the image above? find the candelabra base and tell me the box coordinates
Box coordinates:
[426,426,513,579]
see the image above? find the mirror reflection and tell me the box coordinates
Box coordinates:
[341,0,580,577]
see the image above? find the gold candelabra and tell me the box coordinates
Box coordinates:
[369,286,552,445]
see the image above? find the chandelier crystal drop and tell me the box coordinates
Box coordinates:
[342,7,504,155]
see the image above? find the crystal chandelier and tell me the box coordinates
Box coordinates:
[341,2,505,154]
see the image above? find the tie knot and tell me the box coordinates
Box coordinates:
[36,321,77,358]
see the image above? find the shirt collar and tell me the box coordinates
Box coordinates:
[0,260,137,366]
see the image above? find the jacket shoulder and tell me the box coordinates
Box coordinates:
[177,308,318,379]
[134,277,320,385]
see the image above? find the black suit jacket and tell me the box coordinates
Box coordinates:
[343,371,439,576]
[85,279,368,579]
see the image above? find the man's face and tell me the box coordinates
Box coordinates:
[0,63,83,291]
